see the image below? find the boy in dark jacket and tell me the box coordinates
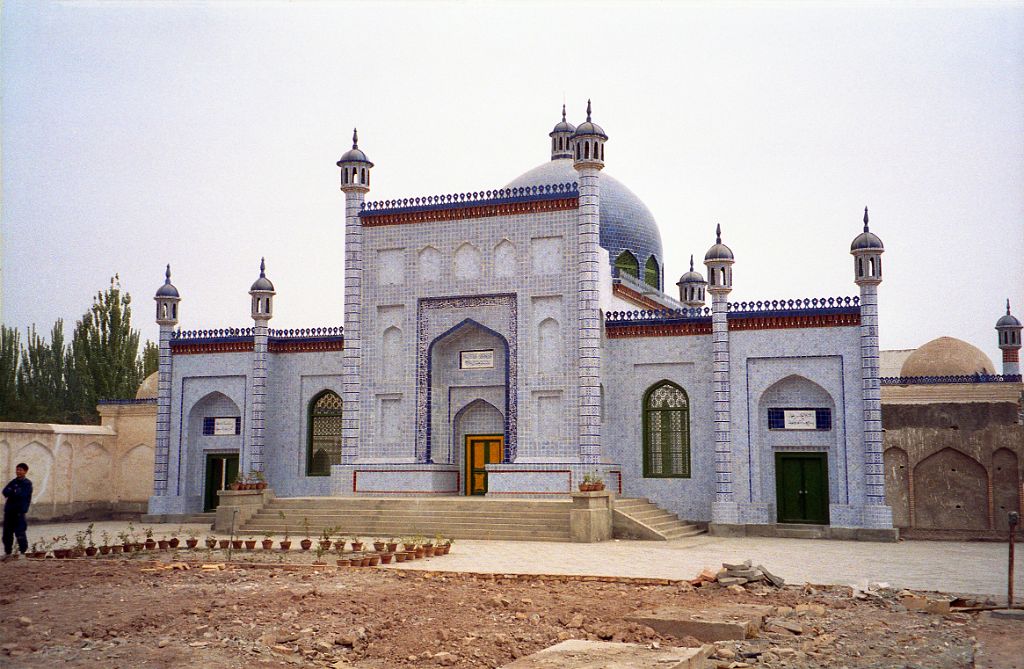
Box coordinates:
[3,463,32,558]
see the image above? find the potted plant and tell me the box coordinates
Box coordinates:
[394,551,407,563]
[578,472,605,492]
[99,530,112,556]
[218,538,231,550]
[84,524,98,556]
[279,513,292,550]
[379,552,393,565]
[231,536,244,550]
[261,530,274,550]
[117,529,131,553]
[350,535,363,552]
[205,534,217,549]
[143,527,156,551]
[319,527,334,552]
[313,540,327,565]
[335,533,349,552]
[386,537,399,553]
[300,518,313,550]
[252,469,267,490]
[229,475,242,491]
[169,526,182,549]
[440,537,453,555]
[373,538,387,552]
[71,530,87,558]
[402,537,417,552]
[158,535,170,550]
[186,529,199,550]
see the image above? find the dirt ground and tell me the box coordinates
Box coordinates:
[0,549,1020,669]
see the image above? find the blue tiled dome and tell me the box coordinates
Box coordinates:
[506,158,664,289]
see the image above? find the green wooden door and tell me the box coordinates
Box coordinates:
[204,454,239,511]
[775,453,829,524]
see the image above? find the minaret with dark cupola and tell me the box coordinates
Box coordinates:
[550,104,576,160]
[704,225,737,525]
[850,207,892,529]
[996,300,1022,377]
[152,264,180,501]
[246,258,275,477]
[572,100,606,464]
[337,129,373,463]
[676,255,707,309]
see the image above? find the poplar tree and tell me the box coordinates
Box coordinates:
[0,326,21,419]
[67,275,143,422]
[17,321,69,422]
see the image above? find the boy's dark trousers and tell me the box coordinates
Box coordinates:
[2,512,28,555]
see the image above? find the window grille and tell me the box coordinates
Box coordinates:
[643,382,690,478]
[308,391,343,476]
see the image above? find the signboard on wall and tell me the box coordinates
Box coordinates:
[460,349,494,370]
[783,410,817,430]
[213,417,238,435]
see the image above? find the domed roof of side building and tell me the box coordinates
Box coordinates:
[899,337,996,378]
[136,371,159,399]
[506,158,664,285]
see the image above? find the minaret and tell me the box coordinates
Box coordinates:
[704,225,736,524]
[850,207,892,529]
[996,300,1022,377]
[676,255,707,310]
[549,104,576,160]
[571,100,606,464]
[337,129,373,462]
[152,265,180,499]
[246,258,275,477]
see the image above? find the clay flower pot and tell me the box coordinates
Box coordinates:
[244,540,257,550]
[368,555,380,567]
[414,547,425,559]
[144,540,157,551]
[157,540,170,550]
[334,540,346,551]
[205,539,217,549]
[403,543,417,552]
[168,537,180,549]
[218,539,230,550]
[99,546,111,556]
[279,540,292,551]
[386,542,399,553]
[300,539,312,551]
[351,542,364,552]
[111,544,123,554]
[373,542,386,552]
[86,547,98,557]
[395,552,407,563]
[423,545,435,557]
[319,540,333,551]
[262,539,274,550]
[186,538,199,549]
[337,558,351,567]
[231,539,243,550]
[380,553,393,564]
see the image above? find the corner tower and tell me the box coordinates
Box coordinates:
[572,100,606,464]
[337,129,373,463]
[152,265,180,501]
[704,225,737,524]
[550,104,576,160]
[850,207,892,529]
[676,255,707,309]
[996,300,1022,377]
[246,258,275,477]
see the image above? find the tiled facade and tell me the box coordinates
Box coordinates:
[147,109,892,531]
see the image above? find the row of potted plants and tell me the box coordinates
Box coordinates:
[228,469,267,491]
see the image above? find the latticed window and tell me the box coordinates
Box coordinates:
[644,255,660,288]
[614,251,639,279]
[643,382,690,478]
[307,391,343,476]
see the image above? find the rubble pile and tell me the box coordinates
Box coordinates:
[690,559,785,589]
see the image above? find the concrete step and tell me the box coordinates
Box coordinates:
[254,508,569,521]
[613,499,706,541]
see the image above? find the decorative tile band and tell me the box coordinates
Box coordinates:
[361,182,578,214]
[727,312,860,330]
[170,331,344,355]
[362,197,578,227]
[881,373,1023,385]
[97,398,158,405]
[606,322,713,338]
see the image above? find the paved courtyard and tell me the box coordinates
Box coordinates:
[24,519,1023,600]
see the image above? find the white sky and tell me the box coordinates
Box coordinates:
[3,1,1022,368]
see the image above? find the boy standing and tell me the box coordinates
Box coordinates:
[3,463,32,559]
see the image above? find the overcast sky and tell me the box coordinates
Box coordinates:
[3,1,1022,368]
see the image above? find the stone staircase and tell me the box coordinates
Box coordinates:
[613,498,705,541]
[240,496,573,542]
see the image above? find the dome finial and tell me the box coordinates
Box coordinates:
[164,264,172,283]
[1008,299,1013,315]
[260,257,266,277]
[561,103,567,123]
[352,128,358,149]
[689,254,694,272]
[586,99,592,122]
[716,223,722,245]
[863,206,869,232]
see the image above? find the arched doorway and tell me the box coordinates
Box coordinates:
[454,399,504,495]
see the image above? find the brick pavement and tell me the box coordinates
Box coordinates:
[20,519,1024,600]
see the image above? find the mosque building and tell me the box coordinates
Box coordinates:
[145,103,1023,538]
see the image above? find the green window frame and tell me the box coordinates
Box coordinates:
[614,250,639,279]
[307,390,343,476]
[644,255,660,288]
[643,381,691,478]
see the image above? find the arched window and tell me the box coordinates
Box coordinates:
[614,250,639,279]
[643,381,690,478]
[644,255,660,288]
[307,390,343,476]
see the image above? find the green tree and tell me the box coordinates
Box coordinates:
[67,275,144,423]
[16,321,68,422]
[141,340,159,378]
[0,326,21,419]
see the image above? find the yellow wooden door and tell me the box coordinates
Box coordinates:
[466,435,503,495]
